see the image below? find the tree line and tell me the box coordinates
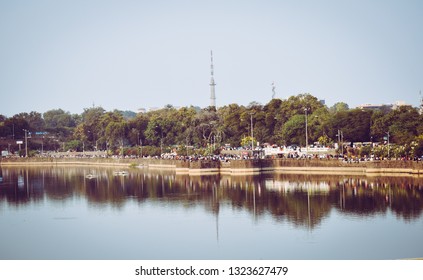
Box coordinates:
[1,93,423,157]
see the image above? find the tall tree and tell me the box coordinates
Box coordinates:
[127,113,150,146]
[1,116,29,139]
[281,114,306,146]
[385,106,420,144]
[263,98,284,144]
[329,102,349,113]
[218,104,247,147]
[329,109,372,143]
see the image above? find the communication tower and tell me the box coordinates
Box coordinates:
[210,50,216,108]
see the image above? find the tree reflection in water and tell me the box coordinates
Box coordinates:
[1,166,422,230]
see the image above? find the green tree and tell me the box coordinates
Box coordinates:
[240,136,257,148]
[105,121,127,149]
[100,111,127,150]
[80,107,105,146]
[3,115,29,139]
[281,114,306,146]
[127,113,149,146]
[317,135,332,146]
[218,103,247,146]
[371,106,420,144]
[43,109,77,140]
[413,136,423,158]
[308,107,331,144]
[246,103,267,146]
[329,102,349,113]
[13,111,45,132]
[281,93,325,120]
[388,106,420,144]
[329,109,372,142]
[144,114,169,148]
[64,140,82,152]
[192,108,220,147]
[44,109,76,129]
[263,98,284,144]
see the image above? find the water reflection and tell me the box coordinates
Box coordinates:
[1,166,422,230]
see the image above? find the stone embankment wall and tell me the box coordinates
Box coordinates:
[220,159,423,175]
[1,157,422,175]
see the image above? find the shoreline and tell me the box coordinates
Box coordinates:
[1,157,422,176]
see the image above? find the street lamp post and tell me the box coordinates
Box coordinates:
[250,112,254,152]
[156,126,163,156]
[186,136,189,157]
[337,130,340,152]
[88,130,97,151]
[304,108,308,155]
[23,129,28,157]
[336,129,344,156]
[160,132,163,155]
[137,131,142,158]
[121,138,124,158]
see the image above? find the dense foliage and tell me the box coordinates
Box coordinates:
[1,93,423,157]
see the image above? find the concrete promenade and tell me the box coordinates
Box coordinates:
[1,157,422,176]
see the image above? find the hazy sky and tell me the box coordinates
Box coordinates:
[1,0,422,117]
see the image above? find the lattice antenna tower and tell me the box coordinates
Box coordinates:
[210,50,216,108]
[271,81,276,99]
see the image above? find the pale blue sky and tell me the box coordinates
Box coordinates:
[1,0,422,117]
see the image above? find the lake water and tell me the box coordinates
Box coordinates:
[1,166,422,260]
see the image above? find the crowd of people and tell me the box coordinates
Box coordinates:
[2,145,423,162]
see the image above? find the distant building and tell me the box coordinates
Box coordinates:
[137,107,161,113]
[357,101,408,111]
[392,100,407,110]
[357,103,391,110]
[148,107,160,112]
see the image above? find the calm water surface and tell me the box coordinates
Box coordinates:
[0,166,422,259]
